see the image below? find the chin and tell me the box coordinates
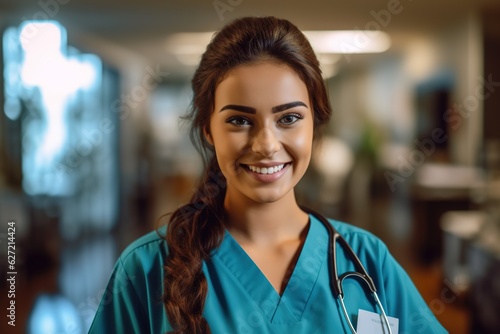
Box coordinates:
[246,188,291,204]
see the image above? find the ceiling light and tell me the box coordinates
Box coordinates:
[165,30,391,67]
[303,30,391,54]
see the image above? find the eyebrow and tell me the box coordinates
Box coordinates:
[219,101,308,114]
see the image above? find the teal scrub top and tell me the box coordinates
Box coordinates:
[88,214,448,333]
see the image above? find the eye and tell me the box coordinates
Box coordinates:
[278,113,303,126]
[225,116,252,127]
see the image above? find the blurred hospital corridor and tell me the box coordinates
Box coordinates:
[1,0,500,333]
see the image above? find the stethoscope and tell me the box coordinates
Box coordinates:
[301,206,393,334]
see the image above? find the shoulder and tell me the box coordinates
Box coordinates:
[118,227,168,274]
[89,228,169,333]
[313,216,391,265]
[121,227,167,258]
[327,219,377,238]
[327,218,388,250]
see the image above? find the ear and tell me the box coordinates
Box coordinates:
[203,128,214,146]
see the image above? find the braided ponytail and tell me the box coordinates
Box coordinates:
[163,158,225,334]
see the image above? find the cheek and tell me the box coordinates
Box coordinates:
[288,124,314,160]
[293,132,313,149]
[213,137,245,178]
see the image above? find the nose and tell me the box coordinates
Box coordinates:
[251,127,281,157]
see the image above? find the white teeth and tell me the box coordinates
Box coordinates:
[247,164,285,175]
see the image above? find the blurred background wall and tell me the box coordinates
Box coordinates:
[0,0,499,333]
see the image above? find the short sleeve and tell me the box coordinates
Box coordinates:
[332,220,449,334]
[376,240,449,334]
[88,259,150,333]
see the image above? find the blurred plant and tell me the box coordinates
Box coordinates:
[355,115,384,167]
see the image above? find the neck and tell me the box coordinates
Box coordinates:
[223,190,309,246]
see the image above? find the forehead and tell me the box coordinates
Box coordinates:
[214,62,309,107]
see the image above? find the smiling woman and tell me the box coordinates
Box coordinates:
[88,16,447,334]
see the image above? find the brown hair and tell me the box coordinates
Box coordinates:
[163,16,332,334]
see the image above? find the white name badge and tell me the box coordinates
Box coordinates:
[356,309,399,334]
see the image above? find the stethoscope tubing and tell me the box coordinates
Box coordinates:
[301,206,393,334]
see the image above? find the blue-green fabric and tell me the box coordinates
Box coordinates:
[88,214,448,333]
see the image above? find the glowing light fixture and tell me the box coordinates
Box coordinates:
[303,30,391,54]
[27,294,82,334]
[165,30,390,79]
[3,21,100,196]
[165,30,391,68]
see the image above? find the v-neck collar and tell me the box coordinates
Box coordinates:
[212,213,327,324]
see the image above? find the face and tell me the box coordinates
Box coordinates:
[207,61,314,205]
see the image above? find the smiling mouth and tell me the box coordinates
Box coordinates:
[242,163,291,175]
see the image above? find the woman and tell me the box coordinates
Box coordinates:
[89,16,447,334]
